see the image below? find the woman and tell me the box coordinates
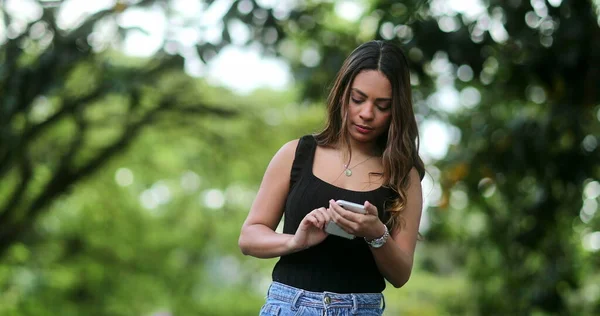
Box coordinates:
[238,40,425,316]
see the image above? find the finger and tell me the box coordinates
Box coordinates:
[334,216,358,235]
[311,210,326,229]
[315,207,332,223]
[329,200,363,223]
[328,200,345,213]
[304,214,320,228]
[330,210,358,234]
[364,201,378,216]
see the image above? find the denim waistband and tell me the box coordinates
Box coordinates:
[267,282,385,311]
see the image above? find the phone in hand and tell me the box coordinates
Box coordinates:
[324,200,366,239]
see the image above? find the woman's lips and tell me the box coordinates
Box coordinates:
[354,124,373,134]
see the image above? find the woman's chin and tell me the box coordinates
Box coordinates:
[348,129,379,144]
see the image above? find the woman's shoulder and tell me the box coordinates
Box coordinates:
[406,167,424,189]
[279,135,317,154]
[264,139,301,175]
[279,138,300,155]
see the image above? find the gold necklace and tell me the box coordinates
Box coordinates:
[343,155,374,177]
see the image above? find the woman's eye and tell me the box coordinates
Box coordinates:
[351,98,363,104]
[377,105,390,111]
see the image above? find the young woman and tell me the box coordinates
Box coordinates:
[238,40,425,316]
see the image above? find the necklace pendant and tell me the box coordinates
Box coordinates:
[344,169,352,177]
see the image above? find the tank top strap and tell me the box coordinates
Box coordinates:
[289,134,317,190]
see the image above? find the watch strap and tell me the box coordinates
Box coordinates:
[364,225,389,248]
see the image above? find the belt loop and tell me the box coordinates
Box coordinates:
[381,294,386,312]
[265,283,273,299]
[351,294,358,315]
[290,289,304,311]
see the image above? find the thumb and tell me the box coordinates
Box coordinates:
[364,201,378,216]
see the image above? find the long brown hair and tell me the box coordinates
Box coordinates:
[314,40,425,231]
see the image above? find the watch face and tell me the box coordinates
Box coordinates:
[371,240,385,248]
[366,226,389,248]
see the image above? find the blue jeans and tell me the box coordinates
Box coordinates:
[259,282,386,316]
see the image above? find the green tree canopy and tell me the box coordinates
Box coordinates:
[1,0,599,315]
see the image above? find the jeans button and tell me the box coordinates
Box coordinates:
[323,295,331,304]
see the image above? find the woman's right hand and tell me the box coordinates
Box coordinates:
[288,207,331,251]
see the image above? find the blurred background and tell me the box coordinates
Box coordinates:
[0,0,599,315]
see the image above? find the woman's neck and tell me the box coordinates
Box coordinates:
[345,137,380,158]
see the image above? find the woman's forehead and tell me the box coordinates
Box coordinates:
[351,70,392,98]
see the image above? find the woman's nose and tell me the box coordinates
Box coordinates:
[359,103,375,120]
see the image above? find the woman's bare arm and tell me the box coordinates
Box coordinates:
[369,168,423,288]
[238,140,301,258]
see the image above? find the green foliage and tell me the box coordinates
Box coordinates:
[1,0,599,315]
[0,82,323,315]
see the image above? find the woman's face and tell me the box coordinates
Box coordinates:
[346,70,393,144]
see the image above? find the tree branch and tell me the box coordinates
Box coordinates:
[0,92,231,257]
[160,104,237,117]
[0,83,110,179]
[0,151,33,227]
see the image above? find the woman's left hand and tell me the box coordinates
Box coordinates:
[328,199,387,240]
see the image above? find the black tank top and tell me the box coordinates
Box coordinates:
[271,135,396,293]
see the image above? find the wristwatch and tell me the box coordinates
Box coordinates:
[364,225,389,248]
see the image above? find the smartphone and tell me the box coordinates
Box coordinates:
[324,200,366,239]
